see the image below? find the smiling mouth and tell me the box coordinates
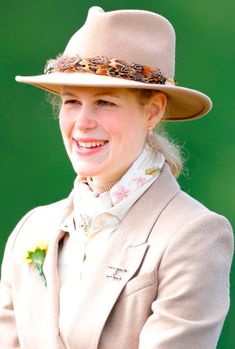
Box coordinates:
[73,139,109,151]
[78,140,108,148]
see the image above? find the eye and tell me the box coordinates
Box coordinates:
[61,99,81,110]
[63,99,80,105]
[96,99,116,107]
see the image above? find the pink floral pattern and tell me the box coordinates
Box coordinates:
[112,186,130,203]
[133,176,147,187]
[109,147,165,205]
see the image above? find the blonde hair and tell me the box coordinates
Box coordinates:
[132,89,183,177]
[48,89,183,177]
[147,128,183,177]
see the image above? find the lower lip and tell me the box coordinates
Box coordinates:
[73,141,108,156]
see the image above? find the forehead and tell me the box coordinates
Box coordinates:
[60,86,135,98]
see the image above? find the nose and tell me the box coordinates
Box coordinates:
[74,105,97,131]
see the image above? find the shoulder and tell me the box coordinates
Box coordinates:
[14,196,72,233]
[141,165,234,259]
[166,189,233,234]
[2,197,72,262]
[157,186,232,237]
[142,163,233,237]
[149,188,234,269]
[149,163,233,234]
[132,162,234,250]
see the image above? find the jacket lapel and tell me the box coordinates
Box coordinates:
[61,164,180,349]
[41,202,73,349]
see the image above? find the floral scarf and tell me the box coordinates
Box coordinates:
[67,145,165,239]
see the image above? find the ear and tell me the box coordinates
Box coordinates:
[146,92,167,127]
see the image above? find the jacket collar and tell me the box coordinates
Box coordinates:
[119,163,180,247]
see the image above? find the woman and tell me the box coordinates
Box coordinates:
[0,6,233,349]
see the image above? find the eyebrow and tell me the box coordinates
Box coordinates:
[94,91,121,98]
[60,91,77,97]
[60,90,121,98]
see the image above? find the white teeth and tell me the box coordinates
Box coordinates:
[78,141,106,148]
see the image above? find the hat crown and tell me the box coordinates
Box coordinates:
[64,7,176,78]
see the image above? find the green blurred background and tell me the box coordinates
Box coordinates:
[0,0,234,347]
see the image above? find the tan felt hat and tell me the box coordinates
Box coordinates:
[15,6,212,121]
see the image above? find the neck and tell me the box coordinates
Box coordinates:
[87,177,118,193]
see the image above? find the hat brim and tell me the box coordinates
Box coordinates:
[15,72,212,121]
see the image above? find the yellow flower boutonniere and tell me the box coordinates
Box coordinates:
[24,242,48,287]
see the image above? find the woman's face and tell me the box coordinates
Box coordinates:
[59,86,163,184]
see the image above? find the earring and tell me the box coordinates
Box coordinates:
[147,126,159,152]
[148,126,154,137]
[147,126,154,147]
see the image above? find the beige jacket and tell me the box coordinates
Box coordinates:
[0,164,233,349]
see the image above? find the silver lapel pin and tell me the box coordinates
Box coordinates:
[105,265,127,280]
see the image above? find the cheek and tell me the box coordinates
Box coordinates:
[58,118,74,154]
[100,110,147,146]
[124,114,147,142]
[100,117,122,138]
[59,114,72,138]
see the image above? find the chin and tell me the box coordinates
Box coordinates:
[72,163,102,178]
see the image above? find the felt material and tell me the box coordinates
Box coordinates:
[15,7,212,121]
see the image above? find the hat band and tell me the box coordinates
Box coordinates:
[44,55,176,86]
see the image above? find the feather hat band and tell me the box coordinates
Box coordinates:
[15,6,212,121]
